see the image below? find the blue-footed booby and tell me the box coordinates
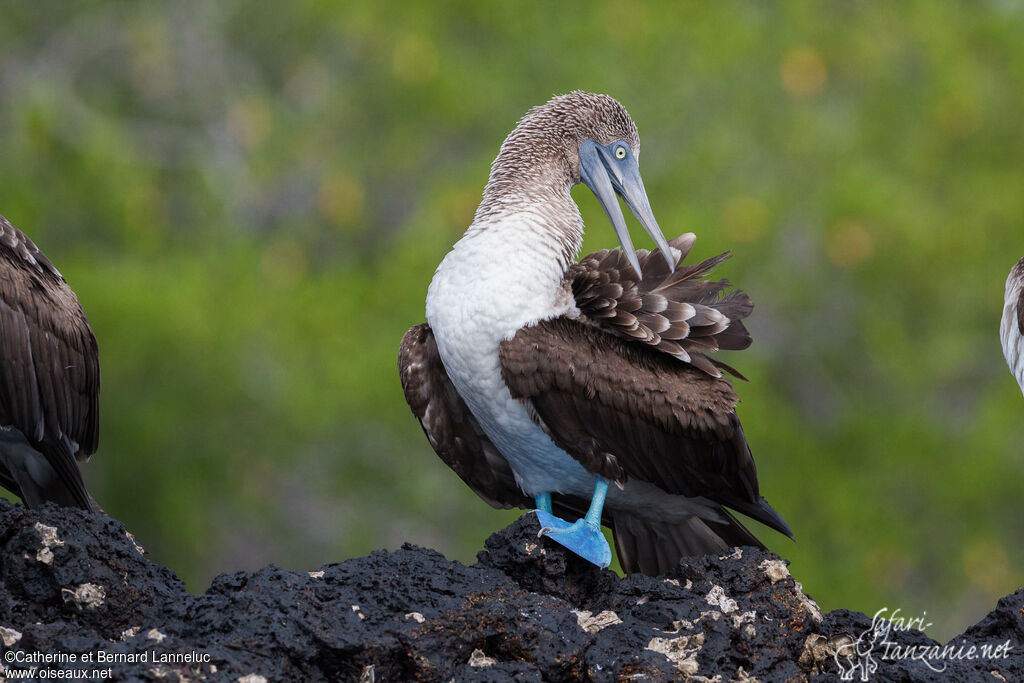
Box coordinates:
[0,215,100,510]
[1002,256,1024,396]
[399,92,791,573]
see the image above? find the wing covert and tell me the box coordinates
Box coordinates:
[499,317,781,532]
[569,233,752,378]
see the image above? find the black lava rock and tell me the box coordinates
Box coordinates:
[0,500,1019,681]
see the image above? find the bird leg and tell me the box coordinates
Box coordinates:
[532,477,612,568]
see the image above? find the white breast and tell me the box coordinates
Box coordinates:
[1001,270,1024,396]
[425,213,591,497]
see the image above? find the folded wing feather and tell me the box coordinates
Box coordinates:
[568,234,752,377]
[0,216,99,510]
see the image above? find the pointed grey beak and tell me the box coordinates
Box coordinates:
[579,139,674,279]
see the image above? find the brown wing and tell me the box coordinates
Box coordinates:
[399,324,608,524]
[569,233,751,378]
[0,216,100,509]
[399,324,531,510]
[499,317,791,538]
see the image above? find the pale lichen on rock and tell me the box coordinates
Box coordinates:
[646,632,705,675]
[573,609,623,633]
[61,582,105,609]
[33,522,63,564]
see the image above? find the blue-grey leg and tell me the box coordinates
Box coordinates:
[532,477,612,568]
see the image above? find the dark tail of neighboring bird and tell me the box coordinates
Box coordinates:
[0,429,98,511]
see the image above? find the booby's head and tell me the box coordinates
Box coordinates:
[483,91,672,277]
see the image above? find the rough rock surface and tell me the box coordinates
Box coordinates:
[0,500,1019,682]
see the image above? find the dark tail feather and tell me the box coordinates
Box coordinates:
[0,431,97,511]
[612,508,769,576]
[725,496,794,540]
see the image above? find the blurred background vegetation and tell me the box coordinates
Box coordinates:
[1,1,1021,641]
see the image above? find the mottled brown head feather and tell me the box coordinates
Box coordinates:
[482,92,640,203]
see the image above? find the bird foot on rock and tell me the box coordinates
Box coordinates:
[533,509,611,568]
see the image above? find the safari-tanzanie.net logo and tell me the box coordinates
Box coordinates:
[834,608,1013,681]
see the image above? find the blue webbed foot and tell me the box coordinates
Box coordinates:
[533,509,612,568]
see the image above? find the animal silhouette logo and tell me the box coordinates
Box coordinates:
[833,614,883,681]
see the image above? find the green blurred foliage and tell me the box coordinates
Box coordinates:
[0,0,1021,641]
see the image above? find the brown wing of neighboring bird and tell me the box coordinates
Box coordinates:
[0,215,99,510]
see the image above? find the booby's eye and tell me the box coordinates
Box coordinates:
[614,146,627,159]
